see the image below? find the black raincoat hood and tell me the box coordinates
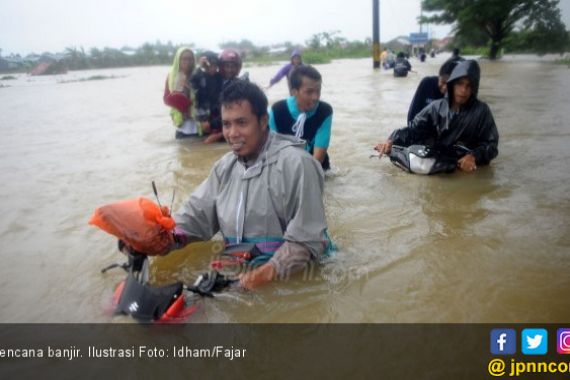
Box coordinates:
[447,60,480,108]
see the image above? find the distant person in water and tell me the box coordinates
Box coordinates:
[375,60,499,173]
[163,47,199,139]
[267,49,303,94]
[448,47,463,63]
[219,48,248,88]
[269,65,333,171]
[407,58,464,125]
[198,48,250,143]
[451,48,461,59]
[393,52,412,77]
[382,50,396,70]
[419,48,427,62]
[191,51,224,144]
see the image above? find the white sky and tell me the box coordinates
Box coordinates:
[1,0,569,56]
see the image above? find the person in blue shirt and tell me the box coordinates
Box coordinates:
[406,58,463,126]
[269,65,333,170]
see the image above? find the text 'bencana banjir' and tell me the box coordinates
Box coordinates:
[0,346,247,361]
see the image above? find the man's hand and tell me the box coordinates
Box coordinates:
[313,147,327,164]
[203,131,224,144]
[201,120,211,134]
[457,153,477,172]
[238,263,277,290]
[374,139,393,157]
[198,56,210,69]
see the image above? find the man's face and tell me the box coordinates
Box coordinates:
[222,100,268,159]
[221,62,240,80]
[292,76,321,112]
[452,77,473,107]
[438,74,449,95]
[179,51,194,75]
[291,56,302,66]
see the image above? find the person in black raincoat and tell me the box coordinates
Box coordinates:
[375,60,499,172]
[406,58,463,126]
[393,52,412,77]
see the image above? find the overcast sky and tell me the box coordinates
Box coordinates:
[1,0,569,56]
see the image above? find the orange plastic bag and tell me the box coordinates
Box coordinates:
[89,197,176,256]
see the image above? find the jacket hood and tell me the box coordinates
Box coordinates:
[290,49,302,60]
[235,132,305,179]
[265,132,305,159]
[446,59,480,107]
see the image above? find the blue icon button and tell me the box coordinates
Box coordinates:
[522,329,548,355]
[491,329,516,355]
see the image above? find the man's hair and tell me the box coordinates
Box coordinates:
[220,80,268,120]
[452,48,460,56]
[439,58,463,76]
[290,65,322,90]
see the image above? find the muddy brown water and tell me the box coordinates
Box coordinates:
[0,55,568,322]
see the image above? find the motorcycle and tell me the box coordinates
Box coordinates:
[101,241,261,323]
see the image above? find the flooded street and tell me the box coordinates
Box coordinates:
[0,55,568,322]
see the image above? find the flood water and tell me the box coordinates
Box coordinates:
[0,55,568,323]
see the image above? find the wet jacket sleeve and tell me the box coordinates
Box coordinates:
[390,102,438,146]
[280,154,327,258]
[407,77,433,126]
[269,241,312,278]
[470,103,499,165]
[173,165,221,245]
[269,64,292,86]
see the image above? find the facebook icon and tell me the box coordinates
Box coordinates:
[491,329,516,355]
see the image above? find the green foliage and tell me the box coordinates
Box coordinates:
[1,75,17,80]
[242,32,370,65]
[458,46,489,56]
[61,40,187,70]
[421,0,569,59]
[301,51,332,64]
[4,32,373,73]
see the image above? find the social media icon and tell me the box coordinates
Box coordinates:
[522,329,547,355]
[557,328,570,354]
[491,329,516,355]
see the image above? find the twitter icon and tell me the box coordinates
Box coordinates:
[522,329,548,355]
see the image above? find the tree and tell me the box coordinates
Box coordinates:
[305,31,346,50]
[64,46,88,70]
[421,0,568,59]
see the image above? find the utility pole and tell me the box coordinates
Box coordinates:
[372,0,380,69]
[419,2,423,33]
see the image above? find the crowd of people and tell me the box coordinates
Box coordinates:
[155,47,499,290]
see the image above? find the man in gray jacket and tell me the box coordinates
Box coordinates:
[172,81,330,290]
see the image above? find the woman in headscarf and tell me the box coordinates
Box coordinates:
[163,47,199,139]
